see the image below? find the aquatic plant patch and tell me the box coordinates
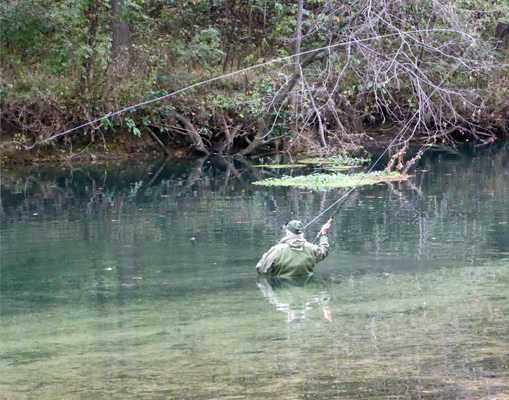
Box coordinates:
[298,155,370,166]
[323,165,359,171]
[253,171,411,189]
[252,164,306,169]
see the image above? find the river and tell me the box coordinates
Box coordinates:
[1,144,508,399]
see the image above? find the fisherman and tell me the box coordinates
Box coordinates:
[256,219,331,276]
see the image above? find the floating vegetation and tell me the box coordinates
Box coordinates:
[253,171,411,189]
[323,165,359,172]
[252,164,306,169]
[250,156,368,170]
[298,155,370,167]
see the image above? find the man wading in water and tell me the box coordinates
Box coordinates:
[256,220,331,276]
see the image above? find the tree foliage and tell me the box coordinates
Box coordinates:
[1,0,508,165]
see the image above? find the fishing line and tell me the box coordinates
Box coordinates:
[305,36,467,237]
[38,28,471,147]
[306,132,401,228]
[305,122,414,244]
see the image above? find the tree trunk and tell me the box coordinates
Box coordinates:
[290,0,304,107]
[80,0,101,93]
[240,51,323,155]
[111,0,131,68]
[302,74,327,148]
[175,114,210,155]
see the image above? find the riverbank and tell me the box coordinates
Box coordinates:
[0,126,162,166]
[0,125,506,170]
[2,116,507,168]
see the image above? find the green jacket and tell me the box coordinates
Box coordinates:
[256,235,329,276]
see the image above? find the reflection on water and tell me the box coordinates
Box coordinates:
[258,276,333,323]
[1,144,508,399]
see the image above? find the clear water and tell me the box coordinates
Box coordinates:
[1,146,508,399]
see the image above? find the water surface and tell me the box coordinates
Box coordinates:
[1,146,508,399]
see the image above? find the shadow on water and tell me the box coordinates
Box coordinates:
[1,144,508,399]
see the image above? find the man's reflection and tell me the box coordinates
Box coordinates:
[257,275,332,322]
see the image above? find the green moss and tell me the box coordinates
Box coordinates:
[253,171,411,189]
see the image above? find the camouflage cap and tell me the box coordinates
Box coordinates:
[285,220,304,234]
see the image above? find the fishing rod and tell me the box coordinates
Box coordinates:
[307,126,409,244]
[34,28,471,149]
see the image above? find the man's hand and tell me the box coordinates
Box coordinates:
[320,219,332,235]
